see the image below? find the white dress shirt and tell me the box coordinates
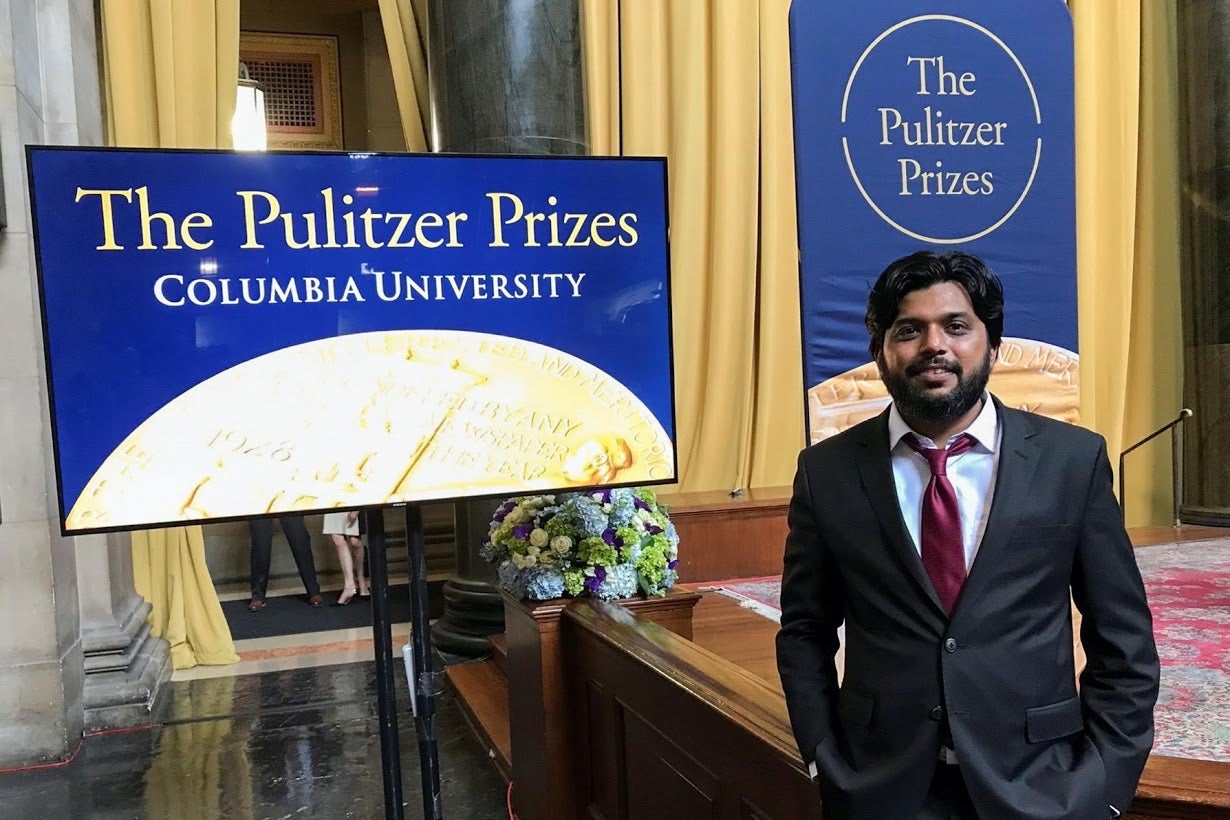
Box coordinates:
[888,396,1002,570]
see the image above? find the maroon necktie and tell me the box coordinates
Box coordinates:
[907,433,976,614]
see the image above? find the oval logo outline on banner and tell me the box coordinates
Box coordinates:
[840,14,1042,244]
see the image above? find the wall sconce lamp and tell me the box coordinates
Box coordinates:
[232,61,268,151]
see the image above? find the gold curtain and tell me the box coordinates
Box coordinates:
[1072,0,1182,526]
[582,0,805,493]
[585,1,1181,518]
[378,0,430,152]
[100,0,241,667]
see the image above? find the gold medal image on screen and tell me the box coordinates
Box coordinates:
[807,337,1079,444]
[66,330,675,530]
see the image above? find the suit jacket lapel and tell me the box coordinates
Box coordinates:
[959,399,1041,606]
[855,410,946,616]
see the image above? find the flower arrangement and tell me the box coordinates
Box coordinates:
[480,487,680,601]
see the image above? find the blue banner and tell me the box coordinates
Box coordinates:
[27,148,676,534]
[790,1,1077,442]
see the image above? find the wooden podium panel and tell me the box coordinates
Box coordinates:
[660,486,792,583]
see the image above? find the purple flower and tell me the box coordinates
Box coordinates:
[602,528,618,546]
[494,501,516,523]
[584,566,607,592]
[513,523,533,540]
[646,522,663,535]
[633,497,651,512]
[597,490,612,503]
[668,559,678,569]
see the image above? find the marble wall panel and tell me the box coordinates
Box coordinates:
[0,659,79,767]
[0,376,49,523]
[0,519,57,658]
[0,235,39,380]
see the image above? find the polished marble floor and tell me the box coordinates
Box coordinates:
[0,660,508,819]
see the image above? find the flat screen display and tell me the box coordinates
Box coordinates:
[27,147,676,534]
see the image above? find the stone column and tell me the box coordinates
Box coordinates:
[0,0,103,766]
[77,532,171,731]
[425,0,588,655]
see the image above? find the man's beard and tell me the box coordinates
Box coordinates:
[882,349,993,426]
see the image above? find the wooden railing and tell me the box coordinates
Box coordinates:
[563,600,823,819]
[557,600,1230,820]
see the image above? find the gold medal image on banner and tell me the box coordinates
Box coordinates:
[807,337,1079,443]
[66,330,675,530]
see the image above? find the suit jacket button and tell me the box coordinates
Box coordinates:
[930,706,943,721]
[944,637,958,653]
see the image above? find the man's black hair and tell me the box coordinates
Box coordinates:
[864,250,1004,358]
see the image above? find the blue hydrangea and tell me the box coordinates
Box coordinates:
[523,565,565,601]
[595,563,638,600]
[497,560,526,599]
[561,494,609,538]
[608,492,638,527]
[478,541,500,563]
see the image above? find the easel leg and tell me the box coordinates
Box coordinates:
[366,508,405,820]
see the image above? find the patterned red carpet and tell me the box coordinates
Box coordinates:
[1134,539,1230,761]
[714,537,1230,762]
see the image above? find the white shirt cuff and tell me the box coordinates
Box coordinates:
[808,760,819,781]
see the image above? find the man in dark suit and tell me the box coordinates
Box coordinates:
[777,251,1159,819]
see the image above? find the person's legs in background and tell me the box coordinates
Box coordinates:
[330,532,358,606]
[278,513,323,605]
[248,518,274,611]
[349,535,369,598]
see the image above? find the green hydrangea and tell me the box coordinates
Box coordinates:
[563,568,586,597]
[577,536,617,567]
[615,526,642,549]
[646,533,671,554]
[545,514,574,539]
[636,545,670,594]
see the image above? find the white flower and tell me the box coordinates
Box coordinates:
[511,553,526,569]
[529,528,549,548]
[527,546,540,557]
[602,503,613,513]
[505,506,526,525]
[523,554,538,567]
[636,509,654,522]
[550,536,572,555]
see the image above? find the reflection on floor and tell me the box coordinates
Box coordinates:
[0,659,509,818]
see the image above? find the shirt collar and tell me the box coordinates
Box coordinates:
[888,393,999,452]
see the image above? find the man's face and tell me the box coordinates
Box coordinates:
[875,281,997,425]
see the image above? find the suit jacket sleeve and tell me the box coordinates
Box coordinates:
[1071,437,1161,811]
[776,450,846,766]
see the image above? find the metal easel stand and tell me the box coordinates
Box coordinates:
[366,504,444,819]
